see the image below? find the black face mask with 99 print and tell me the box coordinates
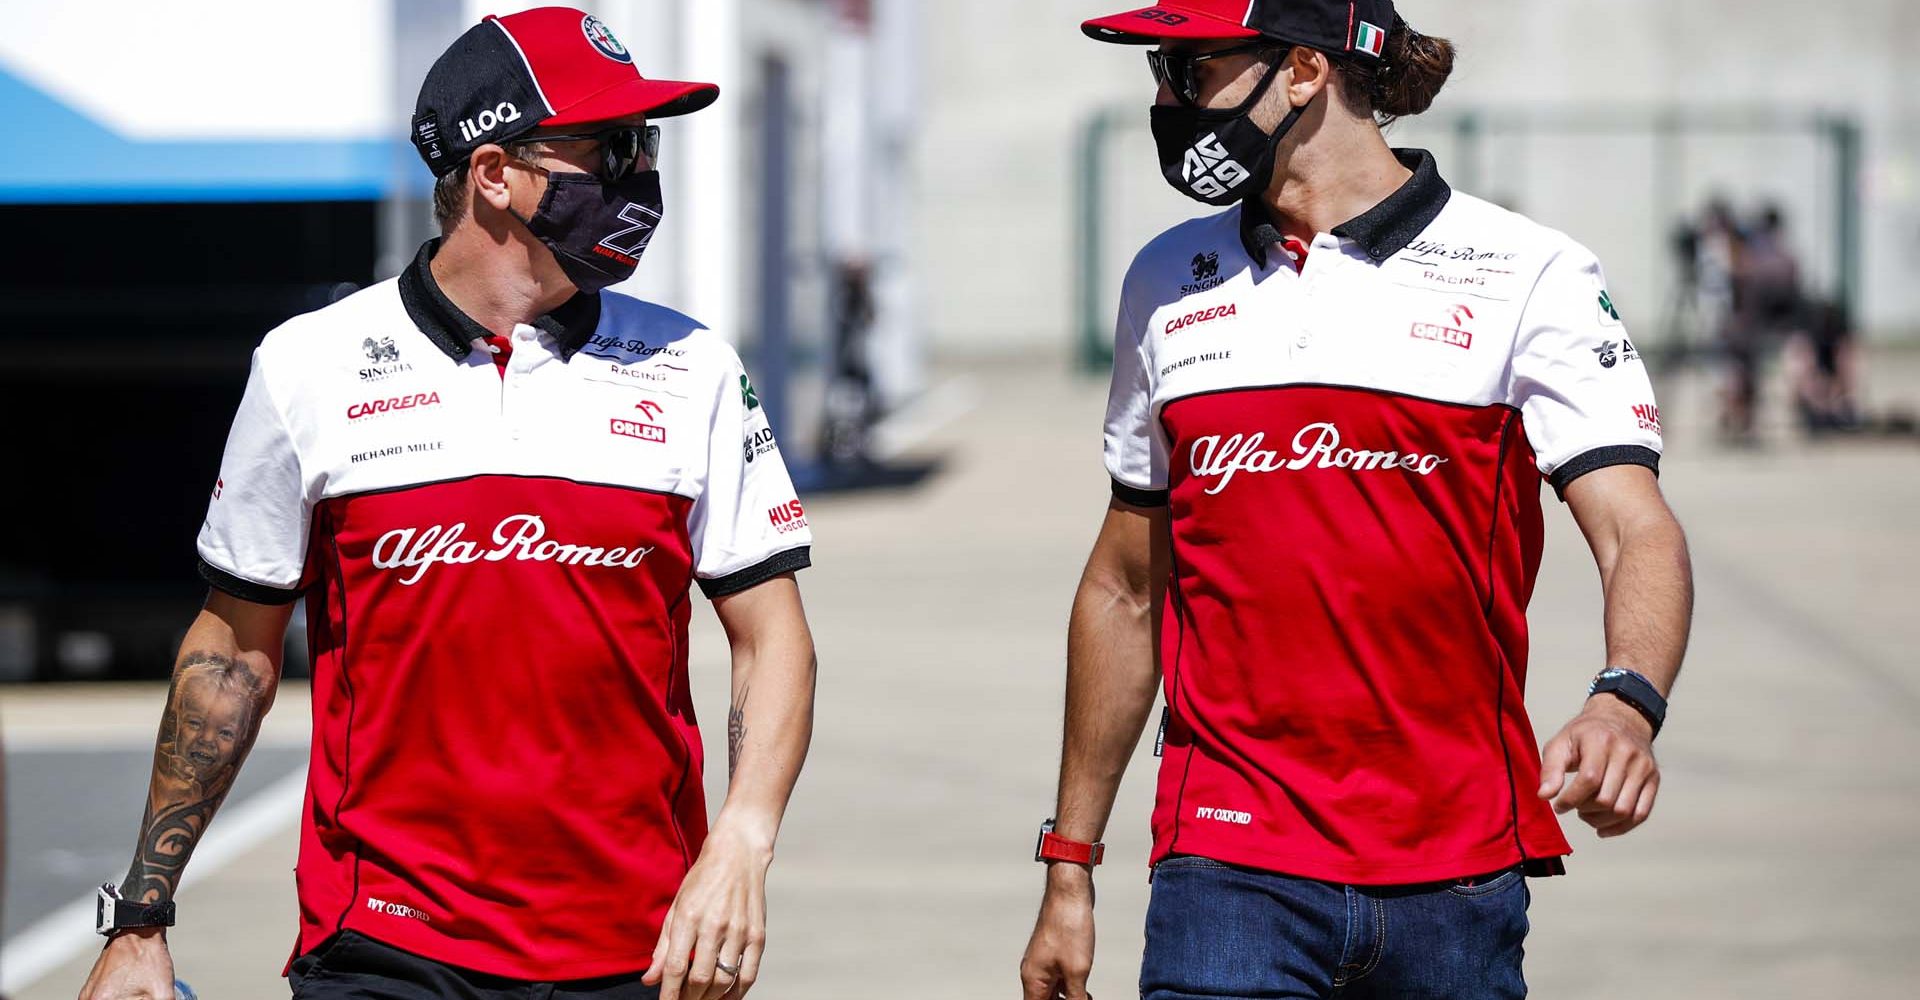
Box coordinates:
[513,169,664,293]
[1150,54,1310,207]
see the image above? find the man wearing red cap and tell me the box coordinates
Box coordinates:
[80,9,815,1000]
[1022,3,1692,998]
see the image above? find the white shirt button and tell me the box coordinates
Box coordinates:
[1295,333,1312,348]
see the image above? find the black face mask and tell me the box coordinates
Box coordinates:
[514,169,664,293]
[1150,56,1310,206]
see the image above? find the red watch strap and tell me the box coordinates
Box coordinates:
[1038,831,1105,866]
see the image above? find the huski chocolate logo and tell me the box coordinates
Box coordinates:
[1189,423,1449,495]
[370,514,654,585]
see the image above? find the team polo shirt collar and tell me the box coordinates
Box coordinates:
[397,239,602,362]
[1238,148,1452,266]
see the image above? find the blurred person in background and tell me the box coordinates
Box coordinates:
[1720,203,1806,443]
[78,8,816,1000]
[1021,3,1693,998]
[1787,297,1862,434]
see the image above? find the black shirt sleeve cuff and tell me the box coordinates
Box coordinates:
[1111,478,1170,508]
[198,558,306,605]
[1547,445,1661,501]
[698,546,812,599]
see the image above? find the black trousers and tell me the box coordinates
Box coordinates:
[289,932,661,1000]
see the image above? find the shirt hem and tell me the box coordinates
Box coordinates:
[1149,838,1572,886]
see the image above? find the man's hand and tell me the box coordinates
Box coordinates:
[1019,866,1097,1000]
[643,826,771,1000]
[77,928,174,1000]
[1538,695,1661,837]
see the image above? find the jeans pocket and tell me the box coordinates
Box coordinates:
[290,931,361,995]
[1152,854,1232,873]
[1443,867,1525,898]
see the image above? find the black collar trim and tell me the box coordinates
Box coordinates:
[1238,148,1452,266]
[396,239,602,361]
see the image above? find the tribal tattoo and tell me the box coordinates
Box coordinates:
[727,683,749,779]
[119,651,268,904]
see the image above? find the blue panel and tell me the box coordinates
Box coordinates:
[0,65,428,203]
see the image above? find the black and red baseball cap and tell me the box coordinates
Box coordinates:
[1082,0,1396,59]
[411,6,719,176]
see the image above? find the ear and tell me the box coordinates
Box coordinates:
[1284,47,1335,107]
[468,145,517,214]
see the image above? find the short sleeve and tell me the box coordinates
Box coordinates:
[1508,243,1664,500]
[196,349,313,603]
[689,352,812,598]
[1103,296,1168,506]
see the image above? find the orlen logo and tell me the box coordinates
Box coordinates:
[1164,302,1237,337]
[768,499,808,535]
[458,102,522,142]
[371,514,654,586]
[1181,133,1250,200]
[610,418,667,443]
[348,391,441,421]
[1189,423,1449,495]
[1409,304,1474,349]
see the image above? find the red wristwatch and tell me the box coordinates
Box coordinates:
[1034,819,1104,866]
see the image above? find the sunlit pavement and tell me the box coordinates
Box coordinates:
[8,350,1919,999]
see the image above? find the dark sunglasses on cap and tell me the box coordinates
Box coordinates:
[1147,41,1287,106]
[521,124,661,181]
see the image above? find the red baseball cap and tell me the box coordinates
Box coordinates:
[411,6,719,176]
[1083,0,1397,58]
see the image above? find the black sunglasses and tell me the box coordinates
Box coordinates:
[1147,41,1288,106]
[520,124,661,181]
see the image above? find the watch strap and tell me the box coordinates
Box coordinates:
[96,883,176,935]
[1587,667,1667,737]
[1036,830,1105,866]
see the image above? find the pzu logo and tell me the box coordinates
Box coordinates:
[1182,133,1251,199]
[458,102,523,142]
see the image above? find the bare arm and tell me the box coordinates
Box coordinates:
[81,590,292,1000]
[1022,499,1166,1000]
[1538,465,1693,836]
[646,574,815,1000]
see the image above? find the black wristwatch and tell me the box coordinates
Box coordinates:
[95,883,176,937]
[1587,667,1667,738]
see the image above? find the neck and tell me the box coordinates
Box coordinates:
[1260,124,1411,243]
[429,222,578,338]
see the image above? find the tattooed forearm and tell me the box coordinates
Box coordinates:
[119,651,268,904]
[727,683,749,779]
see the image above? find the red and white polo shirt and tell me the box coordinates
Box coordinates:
[1106,150,1662,884]
[197,240,812,978]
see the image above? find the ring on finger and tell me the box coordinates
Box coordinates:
[716,957,740,977]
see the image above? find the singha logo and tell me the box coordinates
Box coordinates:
[363,337,401,363]
[1191,251,1220,283]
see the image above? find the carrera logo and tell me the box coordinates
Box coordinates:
[348,391,441,421]
[610,418,667,443]
[457,102,522,143]
[1181,133,1250,200]
[371,514,655,586]
[1189,423,1450,495]
[768,499,808,534]
[1164,302,1237,336]
[1634,403,1662,435]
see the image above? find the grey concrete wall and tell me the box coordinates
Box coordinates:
[911,1,1920,353]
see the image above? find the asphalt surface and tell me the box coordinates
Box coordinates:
[5,351,1919,999]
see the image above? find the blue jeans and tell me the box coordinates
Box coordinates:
[1140,856,1530,999]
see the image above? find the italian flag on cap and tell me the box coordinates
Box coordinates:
[1355,20,1387,57]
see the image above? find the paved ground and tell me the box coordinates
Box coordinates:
[5,351,1919,998]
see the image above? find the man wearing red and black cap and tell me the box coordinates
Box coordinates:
[1023,2,1692,998]
[79,9,816,1000]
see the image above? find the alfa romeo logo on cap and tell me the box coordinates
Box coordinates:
[582,15,632,64]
